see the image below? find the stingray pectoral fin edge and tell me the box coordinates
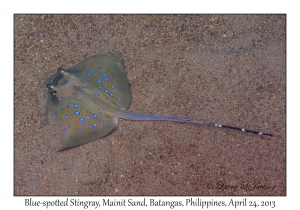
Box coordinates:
[58,116,119,151]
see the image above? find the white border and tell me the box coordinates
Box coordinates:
[3,0,297,209]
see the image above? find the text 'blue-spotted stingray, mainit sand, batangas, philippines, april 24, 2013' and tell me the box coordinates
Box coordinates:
[45,52,272,151]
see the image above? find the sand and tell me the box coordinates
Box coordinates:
[14,14,286,195]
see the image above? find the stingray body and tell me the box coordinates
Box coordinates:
[46,52,272,151]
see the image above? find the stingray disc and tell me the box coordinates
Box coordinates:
[46,52,131,150]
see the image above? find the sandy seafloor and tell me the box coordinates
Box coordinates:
[14,15,286,196]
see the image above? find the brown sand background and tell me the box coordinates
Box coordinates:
[14,15,286,196]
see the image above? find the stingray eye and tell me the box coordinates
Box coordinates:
[46,84,57,96]
[57,67,65,73]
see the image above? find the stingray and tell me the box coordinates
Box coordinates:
[46,52,272,151]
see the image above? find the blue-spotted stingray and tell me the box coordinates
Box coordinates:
[46,52,272,151]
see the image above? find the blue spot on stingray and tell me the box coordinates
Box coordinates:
[110,93,114,97]
[97,65,102,69]
[93,123,98,127]
[81,123,85,126]
[101,69,104,72]
[60,107,64,111]
[82,85,86,88]
[95,93,99,97]
[117,98,123,101]
[86,78,90,81]
[93,72,97,76]
[98,86,102,90]
[111,85,115,89]
[97,79,102,83]
[79,117,84,122]
[105,77,110,81]
[54,111,57,117]
[86,115,91,120]
[100,122,104,125]
[87,72,91,76]
[93,113,97,118]
[78,128,82,131]
[104,89,109,93]
[68,124,71,128]
[74,110,80,115]
[88,125,92,129]
[107,121,110,124]
[65,115,69,119]
[99,113,102,118]
[66,104,69,108]
[74,104,78,108]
